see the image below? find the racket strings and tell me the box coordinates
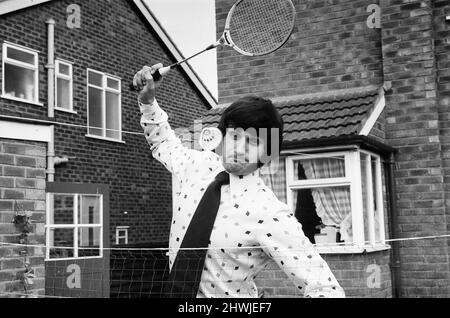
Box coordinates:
[229,0,296,55]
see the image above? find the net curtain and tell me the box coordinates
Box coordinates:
[260,158,287,204]
[301,158,353,242]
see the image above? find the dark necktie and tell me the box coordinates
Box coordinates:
[164,170,230,298]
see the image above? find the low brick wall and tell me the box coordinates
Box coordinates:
[255,250,392,298]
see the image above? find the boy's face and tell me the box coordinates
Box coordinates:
[221,127,265,176]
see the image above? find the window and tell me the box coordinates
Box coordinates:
[360,151,386,245]
[46,193,103,260]
[273,149,387,253]
[55,60,73,112]
[87,69,122,141]
[2,42,39,104]
[115,226,129,245]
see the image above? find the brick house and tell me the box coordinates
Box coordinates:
[213,0,450,298]
[0,0,215,297]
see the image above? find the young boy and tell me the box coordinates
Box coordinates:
[133,64,345,298]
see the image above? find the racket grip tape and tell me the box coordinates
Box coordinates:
[129,66,171,91]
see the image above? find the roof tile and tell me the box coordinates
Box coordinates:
[192,87,381,146]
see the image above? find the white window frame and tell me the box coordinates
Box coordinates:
[115,226,129,245]
[285,149,388,254]
[1,42,41,106]
[86,68,123,143]
[45,193,104,261]
[55,59,74,113]
[360,150,386,246]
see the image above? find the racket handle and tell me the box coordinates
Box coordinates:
[129,66,171,91]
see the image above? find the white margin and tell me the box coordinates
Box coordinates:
[0,0,52,16]
[359,87,386,136]
[0,119,51,142]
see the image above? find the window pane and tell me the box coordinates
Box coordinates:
[49,228,74,259]
[56,77,71,109]
[360,153,370,243]
[58,62,70,76]
[361,153,381,244]
[105,91,120,139]
[7,46,35,64]
[51,194,74,225]
[293,157,345,181]
[107,78,119,90]
[78,228,101,257]
[78,195,101,225]
[88,71,103,86]
[4,63,36,101]
[372,159,381,242]
[88,87,103,136]
[292,186,352,244]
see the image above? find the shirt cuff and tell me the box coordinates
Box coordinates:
[139,98,168,124]
[138,98,157,112]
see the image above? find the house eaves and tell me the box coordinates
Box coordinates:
[0,0,218,109]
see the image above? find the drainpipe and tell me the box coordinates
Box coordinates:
[46,18,55,118]
[47,125,55,182]
[46,19,56,182]
[385,152,401,298]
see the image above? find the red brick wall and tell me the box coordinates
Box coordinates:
[434,1,450,291]
[380,0,450,297]
[216,0,383,104]
[0,139,46,297]
[255,251,392,298]
[0,0,211,245]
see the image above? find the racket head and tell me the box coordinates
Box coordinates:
[222,0,296,56]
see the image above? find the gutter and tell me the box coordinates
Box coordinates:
[282,135,396,157]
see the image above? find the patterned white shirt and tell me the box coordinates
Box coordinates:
[139,99,345,298]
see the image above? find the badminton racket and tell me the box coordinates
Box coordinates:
[130,0,296,91]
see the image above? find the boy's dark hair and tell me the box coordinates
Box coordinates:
[217,96,284,167]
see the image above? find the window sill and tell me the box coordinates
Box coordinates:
[45,255,103,262]
[85,134,125,144]
[315,244,391,254]
[1,94,43,107]
[55,107,77,114]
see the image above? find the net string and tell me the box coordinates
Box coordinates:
[229,0,295,54]
[0,114,377,163]
[2,233,450,252]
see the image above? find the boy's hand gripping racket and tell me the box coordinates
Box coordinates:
[130,0,296,91]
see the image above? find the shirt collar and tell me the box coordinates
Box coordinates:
[215,159,262,199]
[228,170,261,199]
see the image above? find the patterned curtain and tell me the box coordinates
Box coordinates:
[260,157,287,204]
[302,158,352,242]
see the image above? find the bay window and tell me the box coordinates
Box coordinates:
[261,149,388,253]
